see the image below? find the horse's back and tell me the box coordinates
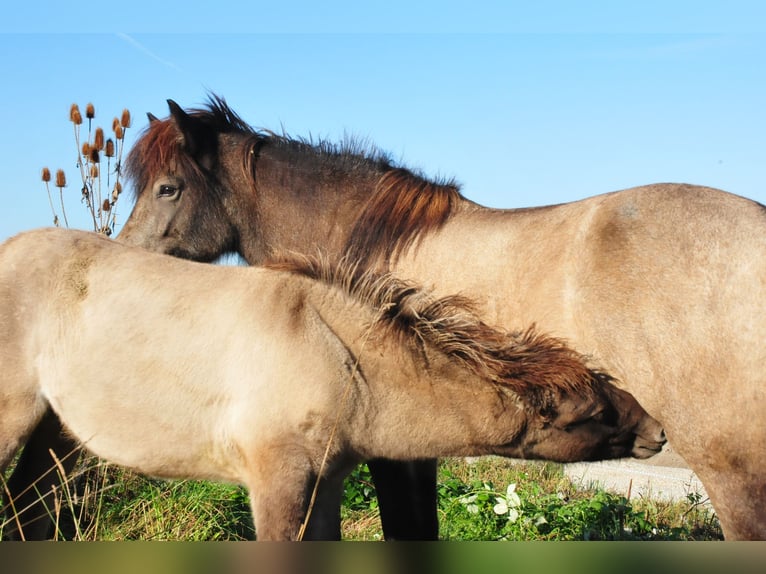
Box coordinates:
[577,183,766,369]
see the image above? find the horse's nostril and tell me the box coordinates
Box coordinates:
[659,429,667,443]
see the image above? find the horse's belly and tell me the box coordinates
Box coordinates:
[37,358,251,482]
[53,395,246,482]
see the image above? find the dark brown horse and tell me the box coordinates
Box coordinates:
[13,96,765,539]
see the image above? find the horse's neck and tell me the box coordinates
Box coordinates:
[364,344,520,459]
[306,287,520,460]
[244,152,379,263]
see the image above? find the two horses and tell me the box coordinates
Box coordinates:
[6,94,764,539]
[112,97,764,539]
[0,228,664,540]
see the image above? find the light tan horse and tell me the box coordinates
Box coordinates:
[0,228,663,541]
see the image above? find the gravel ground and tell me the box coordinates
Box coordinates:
[563,445,710,504]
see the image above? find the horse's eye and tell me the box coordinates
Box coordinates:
[561,408,604,432]
[158,184,179,198]
[590,410,606,423]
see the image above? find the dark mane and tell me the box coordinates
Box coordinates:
[267,255,604,396]
[244,130,397,175]
[342,168,464,269]
[244,135,464,267]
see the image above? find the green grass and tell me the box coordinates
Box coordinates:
[436,458,721,540]
[88,467,255,541]
[341,458,722,541]
[2,456,722,541]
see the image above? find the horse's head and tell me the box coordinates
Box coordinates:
[119,98,246,262]
[503,376,667,462]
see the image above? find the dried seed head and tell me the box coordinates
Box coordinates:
[120,109,131,128]
[90,164,99,179]
[55,169,67,188]
[82,142,91,157]
[113,181,122,195]
[102,199,111,212]
[94,127,105,151]
[42,167,51,182]
[114,124,124,140]
[86,103,95,119]
[90,148,100,164]
[70,104,82,125]
[105,138,115,157]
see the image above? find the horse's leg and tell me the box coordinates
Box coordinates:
[0,399,53,540]
[367,458,439,540]
[246,445,327,541]
[700,470,766,540]
[299,471,346,541]
[3,408,81,541]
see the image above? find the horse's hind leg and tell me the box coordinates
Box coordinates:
[368,458,439,540]
[298,470,346,540]
[702,470,766,540]
[2,409,81,541]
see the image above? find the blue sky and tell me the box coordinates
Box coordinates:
[1,2,764,242]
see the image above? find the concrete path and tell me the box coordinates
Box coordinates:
[563,445,710,504]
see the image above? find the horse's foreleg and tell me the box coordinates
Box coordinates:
[368,458,439,540]
[3,409,81,541]
[246,445,335,541]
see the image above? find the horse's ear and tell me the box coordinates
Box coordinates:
[147,112,160,123]
[167,99,217,171]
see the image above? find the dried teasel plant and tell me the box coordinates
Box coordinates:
[42,102,131,236]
